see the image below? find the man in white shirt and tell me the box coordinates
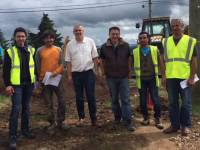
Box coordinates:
[65,24,100,127]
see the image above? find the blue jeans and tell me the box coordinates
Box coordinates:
[9,84,34,137]
[138,78,161,120]
[72,70,97,122]
[107,78,132,122]
[167,79,192,128]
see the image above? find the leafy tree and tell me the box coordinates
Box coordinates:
[29,13,63,49]
[27,32,37,48]
[0,29,9,50]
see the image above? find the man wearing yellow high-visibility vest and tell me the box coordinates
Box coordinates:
[133,32,163,130]
[161,19,198,136]
[3,27,36,149]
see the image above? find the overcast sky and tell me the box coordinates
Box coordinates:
[0,0,188,45]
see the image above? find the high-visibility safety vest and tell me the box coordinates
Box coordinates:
[133,45,160,89]
[162,34,197,79]
[7,46,35,85]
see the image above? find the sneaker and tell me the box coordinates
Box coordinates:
[181,127,190,136]
[155,118,164,130]
[163,126,179,134]
[22,132,35,139]
[9,136,17,150]
[141,119,150,126]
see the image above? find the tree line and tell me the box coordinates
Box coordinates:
[0,13,63,50]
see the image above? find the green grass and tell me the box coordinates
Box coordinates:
[0,95,6,103]
[104,99,112,109]
[32,114,48,121]
[192,97,200,117]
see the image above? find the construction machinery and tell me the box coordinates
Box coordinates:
[136,16,172,49]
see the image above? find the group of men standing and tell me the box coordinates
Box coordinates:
[2,18,198,149]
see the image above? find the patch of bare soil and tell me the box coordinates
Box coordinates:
[0,75,200,150]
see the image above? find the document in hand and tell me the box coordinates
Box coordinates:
[180,74,199,89]
[42,72,62,87]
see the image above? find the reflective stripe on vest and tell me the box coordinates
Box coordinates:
[163,35,196,79]
[163,36,193,63]
[7,46,35,85]
[133,45,160,89]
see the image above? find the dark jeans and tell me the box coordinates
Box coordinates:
[42,80,66,124]
[107,77,132,122]
[9,84,34,137]
[72,70,96,122]
[167,79,192,128]
[138,78,161,120]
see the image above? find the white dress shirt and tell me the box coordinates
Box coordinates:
[65,37,98,72]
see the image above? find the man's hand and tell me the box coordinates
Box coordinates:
[67,75,73,85]
[95,71,101,80]
[35,81,42,89]
[187,77,195,86]
[51,72,57,78]
[128,72,132,79]
[5,86,15,96]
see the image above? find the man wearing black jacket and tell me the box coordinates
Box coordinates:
[3,27,36,149]
[99,26,135,131]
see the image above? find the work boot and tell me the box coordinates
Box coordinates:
[76,118,85,127]
[141,119,150,126]
[91,120,102,128]
[57,122,70,131]
[46,122,57,135]
[123,120,136,132]
[114,117,121,124]
[155,118,164,130]
[9,136,17,150]
[126,122,136,132]
[21,131,35,139]
[181,127,190,136]
[163,126,179,134]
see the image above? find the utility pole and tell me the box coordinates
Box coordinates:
[149,0,152,19]
[189,0,200,95]
[189,0,200,49]
[149,0,152,34]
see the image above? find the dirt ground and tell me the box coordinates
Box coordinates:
[0,75,200,150]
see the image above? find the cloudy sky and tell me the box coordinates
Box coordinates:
[0,0,188,45]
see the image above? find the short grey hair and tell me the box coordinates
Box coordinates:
[73,24,84,32]
[171,18,184,29]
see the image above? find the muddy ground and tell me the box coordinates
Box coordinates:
[0,74,200,150]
